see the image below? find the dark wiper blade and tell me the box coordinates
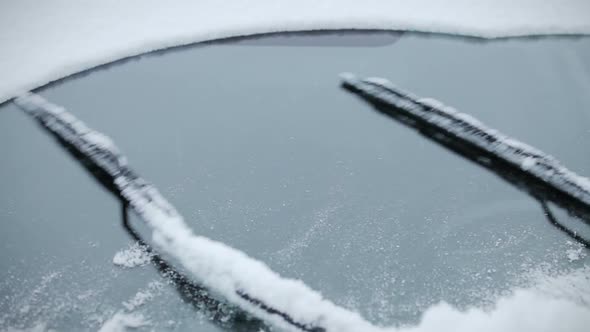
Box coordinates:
[12,93,351,332]
[341,73,590,225]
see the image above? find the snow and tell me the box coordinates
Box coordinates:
[566,247,587,262]
[1,323,52,332]
[122,281,164,312]
[14,92,590,331]
[113,243,153,268]
[101,281,163,332]
[409,289,590,332]
[1,0,590,105]
[520,156,537,171]
[98,312,150,332]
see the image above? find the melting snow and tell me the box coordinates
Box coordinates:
[98,312,149,332]
[113,243,153,268]
[98,281,163,332]
[1,323,53,332]
[520,157,537,171]
[122,282,164,312]
[566,247,587,262]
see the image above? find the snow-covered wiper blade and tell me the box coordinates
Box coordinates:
[13,93,385,332]
[341,73,590,227]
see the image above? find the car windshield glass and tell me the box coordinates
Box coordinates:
[1,32,589,331]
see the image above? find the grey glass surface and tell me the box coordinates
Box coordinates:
[1,32,590,331]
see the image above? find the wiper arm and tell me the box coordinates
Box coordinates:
[14,92,365,332]
[341,73,590,239]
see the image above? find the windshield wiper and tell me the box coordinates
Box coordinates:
[341,73,590,245]
[13,93,342,332]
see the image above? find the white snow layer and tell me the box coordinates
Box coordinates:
[112,243,153,268]
[1,0,590,104]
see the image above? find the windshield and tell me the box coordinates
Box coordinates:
[1,32,589,331]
